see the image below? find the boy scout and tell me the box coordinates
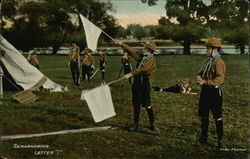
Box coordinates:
[68,43,80,86]
[196,37,226,150]
[121,51,132,84]
[28,51,39,69]
[81,49,95,83]
[98,49,107,80]
[115,40,158,132]
[152,78,192,94]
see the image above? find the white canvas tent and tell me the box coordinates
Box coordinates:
[0,34,64,92]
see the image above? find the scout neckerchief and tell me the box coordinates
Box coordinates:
[138,54,154,68]
[202,53,221,78]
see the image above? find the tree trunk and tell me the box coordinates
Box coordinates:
[239,43,245,54]
[183,39,191,55]
[52,44,60,55]
[52,31,68,54]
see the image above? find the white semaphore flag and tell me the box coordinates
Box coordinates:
[81,84,116,123]
[79,14,102,51]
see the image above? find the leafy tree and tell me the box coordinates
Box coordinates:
[144,25,157,38]
[66,0,118,43]
[159,0,208,54]
[141,0,159,6]
[2,0,119,53]
[126,24,147,40]
[115,25,127,39]
[3,1,49,51]
[208,0,248,54]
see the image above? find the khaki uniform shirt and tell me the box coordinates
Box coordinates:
[29,56,38,65]
[197,58,226,85]
[121,55,131,64]
[121,43,156,76]
[81,55,95,66]
[68,50,80,61]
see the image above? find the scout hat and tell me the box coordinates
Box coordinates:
[71,43,77,49]
[206,37,222,48]
[83,49,91,55]
[144,41,156,52]
[181,78,192,84]
[97,48,104,52]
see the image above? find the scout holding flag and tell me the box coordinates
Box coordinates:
[28,50,39,69]
[81,49,95,83]
[121,51,132,84]
[196,37,226,150]
[115,40,158,132]
[68,43,80,86]
[98,49,107,80]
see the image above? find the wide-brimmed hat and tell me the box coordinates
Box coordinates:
[71,43,77,48]
[97,48,105,52]
[206,37,222,48]
[143,41,156,51]
[83,49,92,55]
[182,78,192,83]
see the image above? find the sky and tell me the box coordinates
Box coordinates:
[108,0,166,27]
[107,0,212,27]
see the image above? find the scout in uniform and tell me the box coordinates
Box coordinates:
[28,51,39,69]
[152,78,192,94]
[115,40,158,132]
[68,43,80,86]
[196,37,226,150]
[121,51,132,84]
[81,49,95,83]
[98,49,107,80]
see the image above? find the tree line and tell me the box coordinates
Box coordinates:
[1,0,248,54]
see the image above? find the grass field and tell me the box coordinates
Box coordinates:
[0,54,249,159]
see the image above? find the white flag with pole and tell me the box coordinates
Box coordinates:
[79,14,102,51]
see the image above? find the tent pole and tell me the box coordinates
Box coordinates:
[0,0,3,105]
[0,64,3,105]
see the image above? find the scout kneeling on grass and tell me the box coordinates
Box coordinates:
[196,37,226,150]
[115,40,158,132]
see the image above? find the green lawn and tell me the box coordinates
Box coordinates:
[0,55,249,159]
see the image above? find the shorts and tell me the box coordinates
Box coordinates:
[100,61,105,71]
[132,75,151,107]
[123,63,132,74]
[198,85,223,119]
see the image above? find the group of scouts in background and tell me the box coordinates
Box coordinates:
[115,37,226,151]
[68,43,108,86]
[67,37,226,150]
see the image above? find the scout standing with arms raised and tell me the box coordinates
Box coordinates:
[68,43,80,86]
[196,37,226,150]
[81,49,95,83]
[115,40,158,131]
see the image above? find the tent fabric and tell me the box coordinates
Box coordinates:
[79,14,102,51]
[81,84,116,122]
[0,35,64,92]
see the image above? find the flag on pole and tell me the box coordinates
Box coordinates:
[80,84,116,123]
[79,14,102,51]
